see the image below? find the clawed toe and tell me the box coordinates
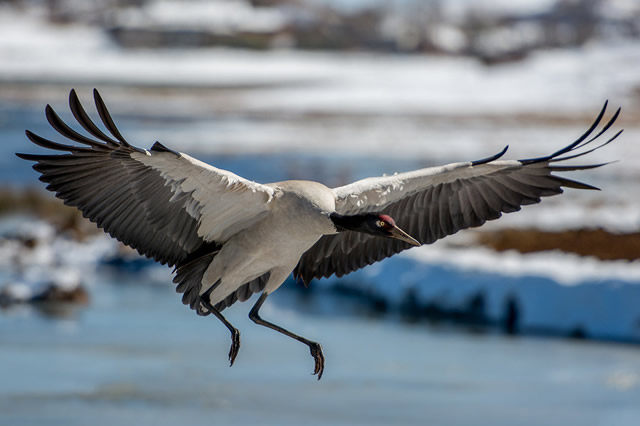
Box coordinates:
[229,330,241,366]
[309,342,325,380]
[203,300,242,367]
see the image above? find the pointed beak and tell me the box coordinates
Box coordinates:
[389,225,421,247]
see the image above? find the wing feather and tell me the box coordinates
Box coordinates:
[294,102,622,285]
[18,89,275,310]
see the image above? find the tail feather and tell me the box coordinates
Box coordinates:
[173,247,220,310]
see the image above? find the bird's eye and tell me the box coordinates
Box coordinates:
[377,220,385,227]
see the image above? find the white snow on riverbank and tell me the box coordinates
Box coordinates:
[0,216,117,304]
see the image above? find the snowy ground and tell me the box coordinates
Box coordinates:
[1,6,640,343]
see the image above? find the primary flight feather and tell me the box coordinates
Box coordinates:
[18,90,623,379]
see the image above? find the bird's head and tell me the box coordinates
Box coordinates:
[330,213,421,246]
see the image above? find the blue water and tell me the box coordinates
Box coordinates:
[1,273,639,426]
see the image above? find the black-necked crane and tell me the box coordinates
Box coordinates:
[18,90,622,379]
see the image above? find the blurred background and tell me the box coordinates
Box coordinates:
[1,0,640,424]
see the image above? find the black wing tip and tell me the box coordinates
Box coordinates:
[23,90,136,158]
[555,176,601,190]
[92,88,106,102]
[471,145,509,166]
[92,87,104,104]
[69,88,79,103]
[91,87,136,148]
[44,104,59,126]
[24,128,45,145]
[24,129,44,145]
[150,141,181,157]
[520,101,622,166]
[44,103,63,126]
[16,152,34,161]
[549,161,615,172]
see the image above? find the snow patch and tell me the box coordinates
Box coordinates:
[119,0,288,33]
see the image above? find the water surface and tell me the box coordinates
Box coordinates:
[1,273,639,426]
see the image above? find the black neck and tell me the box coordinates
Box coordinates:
[330,212,373,233]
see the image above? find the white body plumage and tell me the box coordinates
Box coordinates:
[202,180,338,306]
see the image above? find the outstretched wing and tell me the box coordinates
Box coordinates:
[17,89,276,307]
[294,102,622,285]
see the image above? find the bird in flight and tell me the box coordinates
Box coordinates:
[18,90,622,379]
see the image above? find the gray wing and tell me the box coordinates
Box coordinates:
[17,89,274,309]
[294,102,622,285]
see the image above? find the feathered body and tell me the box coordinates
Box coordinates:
[202,180,337,307]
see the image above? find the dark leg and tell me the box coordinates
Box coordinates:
[200,288,241,367]
[249,293,325,380]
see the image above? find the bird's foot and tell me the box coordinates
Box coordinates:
[309,342,325,380]
[228,329,241,366]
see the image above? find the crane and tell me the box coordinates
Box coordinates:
[18,90,622,379]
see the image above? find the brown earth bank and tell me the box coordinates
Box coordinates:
[476,228,640,261]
